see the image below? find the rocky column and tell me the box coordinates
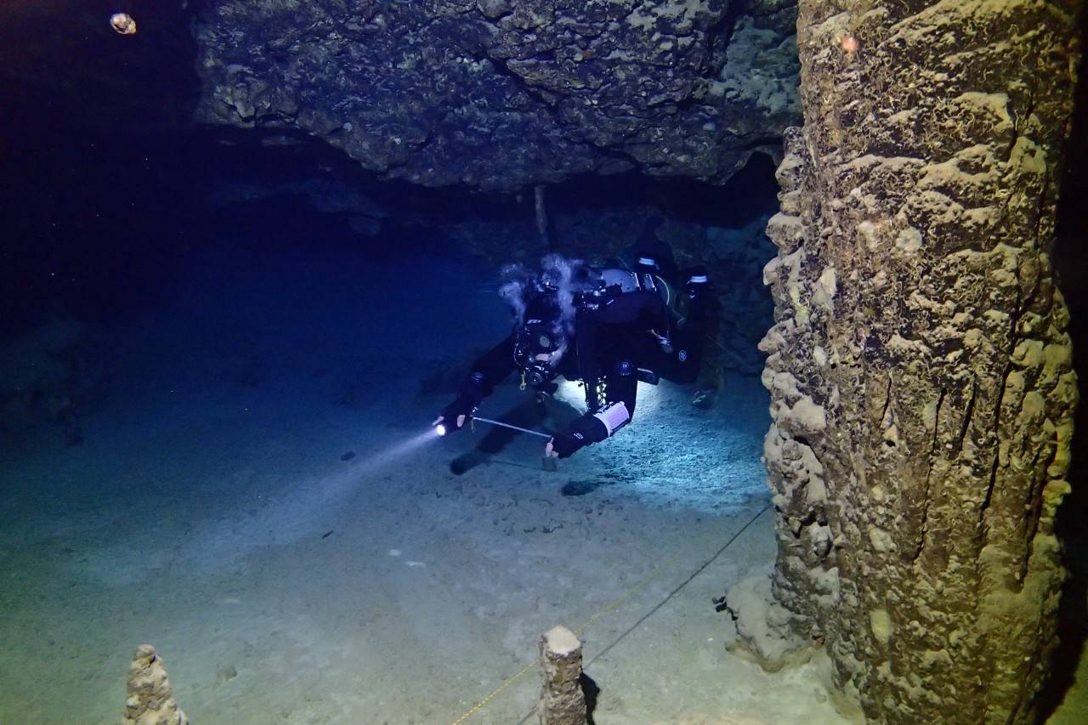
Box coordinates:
[758,1,1081,723]
[123,644,189,725]
[538,625,586,725]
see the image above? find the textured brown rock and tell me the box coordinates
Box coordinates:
[756,1,1081,723]
[194,0,801,192]
[538,625,586,725]
[123,644,189,725]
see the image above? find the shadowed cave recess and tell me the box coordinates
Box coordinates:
[1,1,1087,724]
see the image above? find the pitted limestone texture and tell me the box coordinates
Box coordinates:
[753,1,1080,723]
[194,0,801,192]
[123,645,189,725]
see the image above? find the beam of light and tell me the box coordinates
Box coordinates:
[165,426,448,573]
[554,379,663,416]
[555,379,589,413]
[435,423,448,436]
[373,427,443,466]
[297,427,441,501]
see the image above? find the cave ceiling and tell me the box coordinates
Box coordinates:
[195,0,801,192]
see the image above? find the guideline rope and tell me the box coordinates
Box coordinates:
[450,502,772,725]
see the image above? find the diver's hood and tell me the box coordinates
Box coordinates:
[513,295,570,385]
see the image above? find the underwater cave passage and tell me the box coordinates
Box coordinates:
[0,126,793,722]
[6,1,1088,722]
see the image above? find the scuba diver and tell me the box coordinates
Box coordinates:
[433,236,714,459]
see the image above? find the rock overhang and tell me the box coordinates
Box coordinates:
[194,0,802,193]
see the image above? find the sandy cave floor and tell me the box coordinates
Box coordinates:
[0,246,856,724]
[1,246,1085,724]
[0,360,857,724]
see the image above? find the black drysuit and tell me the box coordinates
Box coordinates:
[443,285,703,457]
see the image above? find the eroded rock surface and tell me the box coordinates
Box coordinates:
[123,645,189,725]
[756,1,1080,722]
[194,0,800,191]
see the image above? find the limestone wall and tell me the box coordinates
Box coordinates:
[760,1,1081,721]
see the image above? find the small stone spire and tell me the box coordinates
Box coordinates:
[123,644,189,725]
[538,625,586,724]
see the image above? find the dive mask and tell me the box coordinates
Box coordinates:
[515,320,565,386]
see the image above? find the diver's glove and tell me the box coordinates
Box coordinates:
[547,431,589,459]
[546,402,630,459]
[436,372,485,433]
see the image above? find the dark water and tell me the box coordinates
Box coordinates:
[2,3,1086,724]
[0,9,785,724]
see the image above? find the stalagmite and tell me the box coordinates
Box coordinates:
[746,1,1082,723]
[123,644,189,725]
[538,625,586,725]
